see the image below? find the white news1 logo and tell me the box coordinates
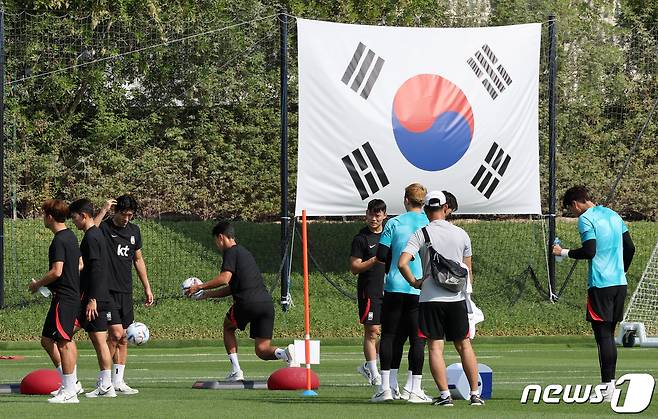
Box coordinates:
[520,374,655,413]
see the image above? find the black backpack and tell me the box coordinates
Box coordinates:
[421,227,468,293]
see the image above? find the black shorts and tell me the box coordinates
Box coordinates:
[78,302,111,333]
[586,285,627,323]
[381,292,423,339]
[226,301,275,339]
[109,292,134,329]
[42,298,81,342]
[358,295,383,325]
[419,301,469,341]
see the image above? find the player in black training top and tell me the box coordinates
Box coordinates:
[29,199,82,403]
[187,221,293,381]
[70,199,116,398]
[93,195,154,395]
[350,199,387,387]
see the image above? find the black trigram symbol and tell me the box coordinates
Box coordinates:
[341,42,385,100]
[471,142,511,199]
[341,142,390,200]
[467,44,513,100]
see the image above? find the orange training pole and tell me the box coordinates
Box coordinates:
[301,210,317,396]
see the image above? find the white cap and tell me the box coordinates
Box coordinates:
[424,190,447,207]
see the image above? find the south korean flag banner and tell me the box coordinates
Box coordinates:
[295,18,542,216]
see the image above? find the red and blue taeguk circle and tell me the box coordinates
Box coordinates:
[392,74,474,171]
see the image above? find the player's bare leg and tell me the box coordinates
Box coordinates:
[358,324,381,385]
[85,331,115,398]
[108,325,137,394]
[454,337,484,405]
[41,336,61,368]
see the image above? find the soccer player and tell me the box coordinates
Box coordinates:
[187,221,292,380]
[28,199,82,403]
[69,199,116,398]
[552,186,635,401]
[399,191,484,407]
[350,199,387,386]
[94,195,154,394]
[372,183,431,403]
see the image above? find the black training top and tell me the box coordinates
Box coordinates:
[221,244,271,305]
[100,219,143,294]
[47,228,81,302]
[350,227,385,298]
[80,225,111,304]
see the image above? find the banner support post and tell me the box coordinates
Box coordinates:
[547,14,558,302]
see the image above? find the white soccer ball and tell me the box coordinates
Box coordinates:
[126,322,150,346]
[181,277,203,297]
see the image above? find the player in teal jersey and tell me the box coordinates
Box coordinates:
[370,183,431,403]
[552,186,635,402]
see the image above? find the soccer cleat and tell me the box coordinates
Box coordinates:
[50,380,84,396]
[47,390,79,404]
[469,394,485,406]
[433,395,454,407]
[399,387,411,401]
[224,370,245,382]
[407,389,433,403]
[285,344,299,367]
[391,387,402,400]
[113,381,139,395]
[85,384,117,398]
[357,363,380,386]
[370,388,394,402]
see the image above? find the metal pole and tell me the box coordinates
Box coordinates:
[547,14,558,302]
[279,11,290,311]
[0,9,6,308]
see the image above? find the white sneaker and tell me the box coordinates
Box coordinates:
[47,390,79,404]
[392,387,402,400]
[370,388,393,402]
[357,363,381,386]
[224,370,245,381]
[285,344,299,367]
[399,387,411,401]
[85,384,117,398]
[113,381,139,395]
[50,380,84,396]
[407,389,433,403]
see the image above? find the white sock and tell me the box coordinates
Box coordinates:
[62,373,76,393]
[441,390,451,399]
[100,370,112,388]
[113,364,125,386]
[389,368,399,390]
[380,370,390,392]
[606,380,615,393]
[56,365,63,380]
[274,348,287,361]
[470,390,479,396]
[404,370,413,391]
[411,375,422,392]
[228,353,241,373]
[366,360,379,377]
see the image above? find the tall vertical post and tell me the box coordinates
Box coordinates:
[0,9,6,308]
[547,14,558,302]
[279,11,290,311]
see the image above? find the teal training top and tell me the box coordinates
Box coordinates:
[379,211,429,295]
[578,205,628,289]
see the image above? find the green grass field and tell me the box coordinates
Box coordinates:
[1,337,657,418]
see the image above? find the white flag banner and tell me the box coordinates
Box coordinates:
[295,18,541,216]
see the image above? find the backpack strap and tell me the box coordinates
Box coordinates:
[421,226,432,247]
